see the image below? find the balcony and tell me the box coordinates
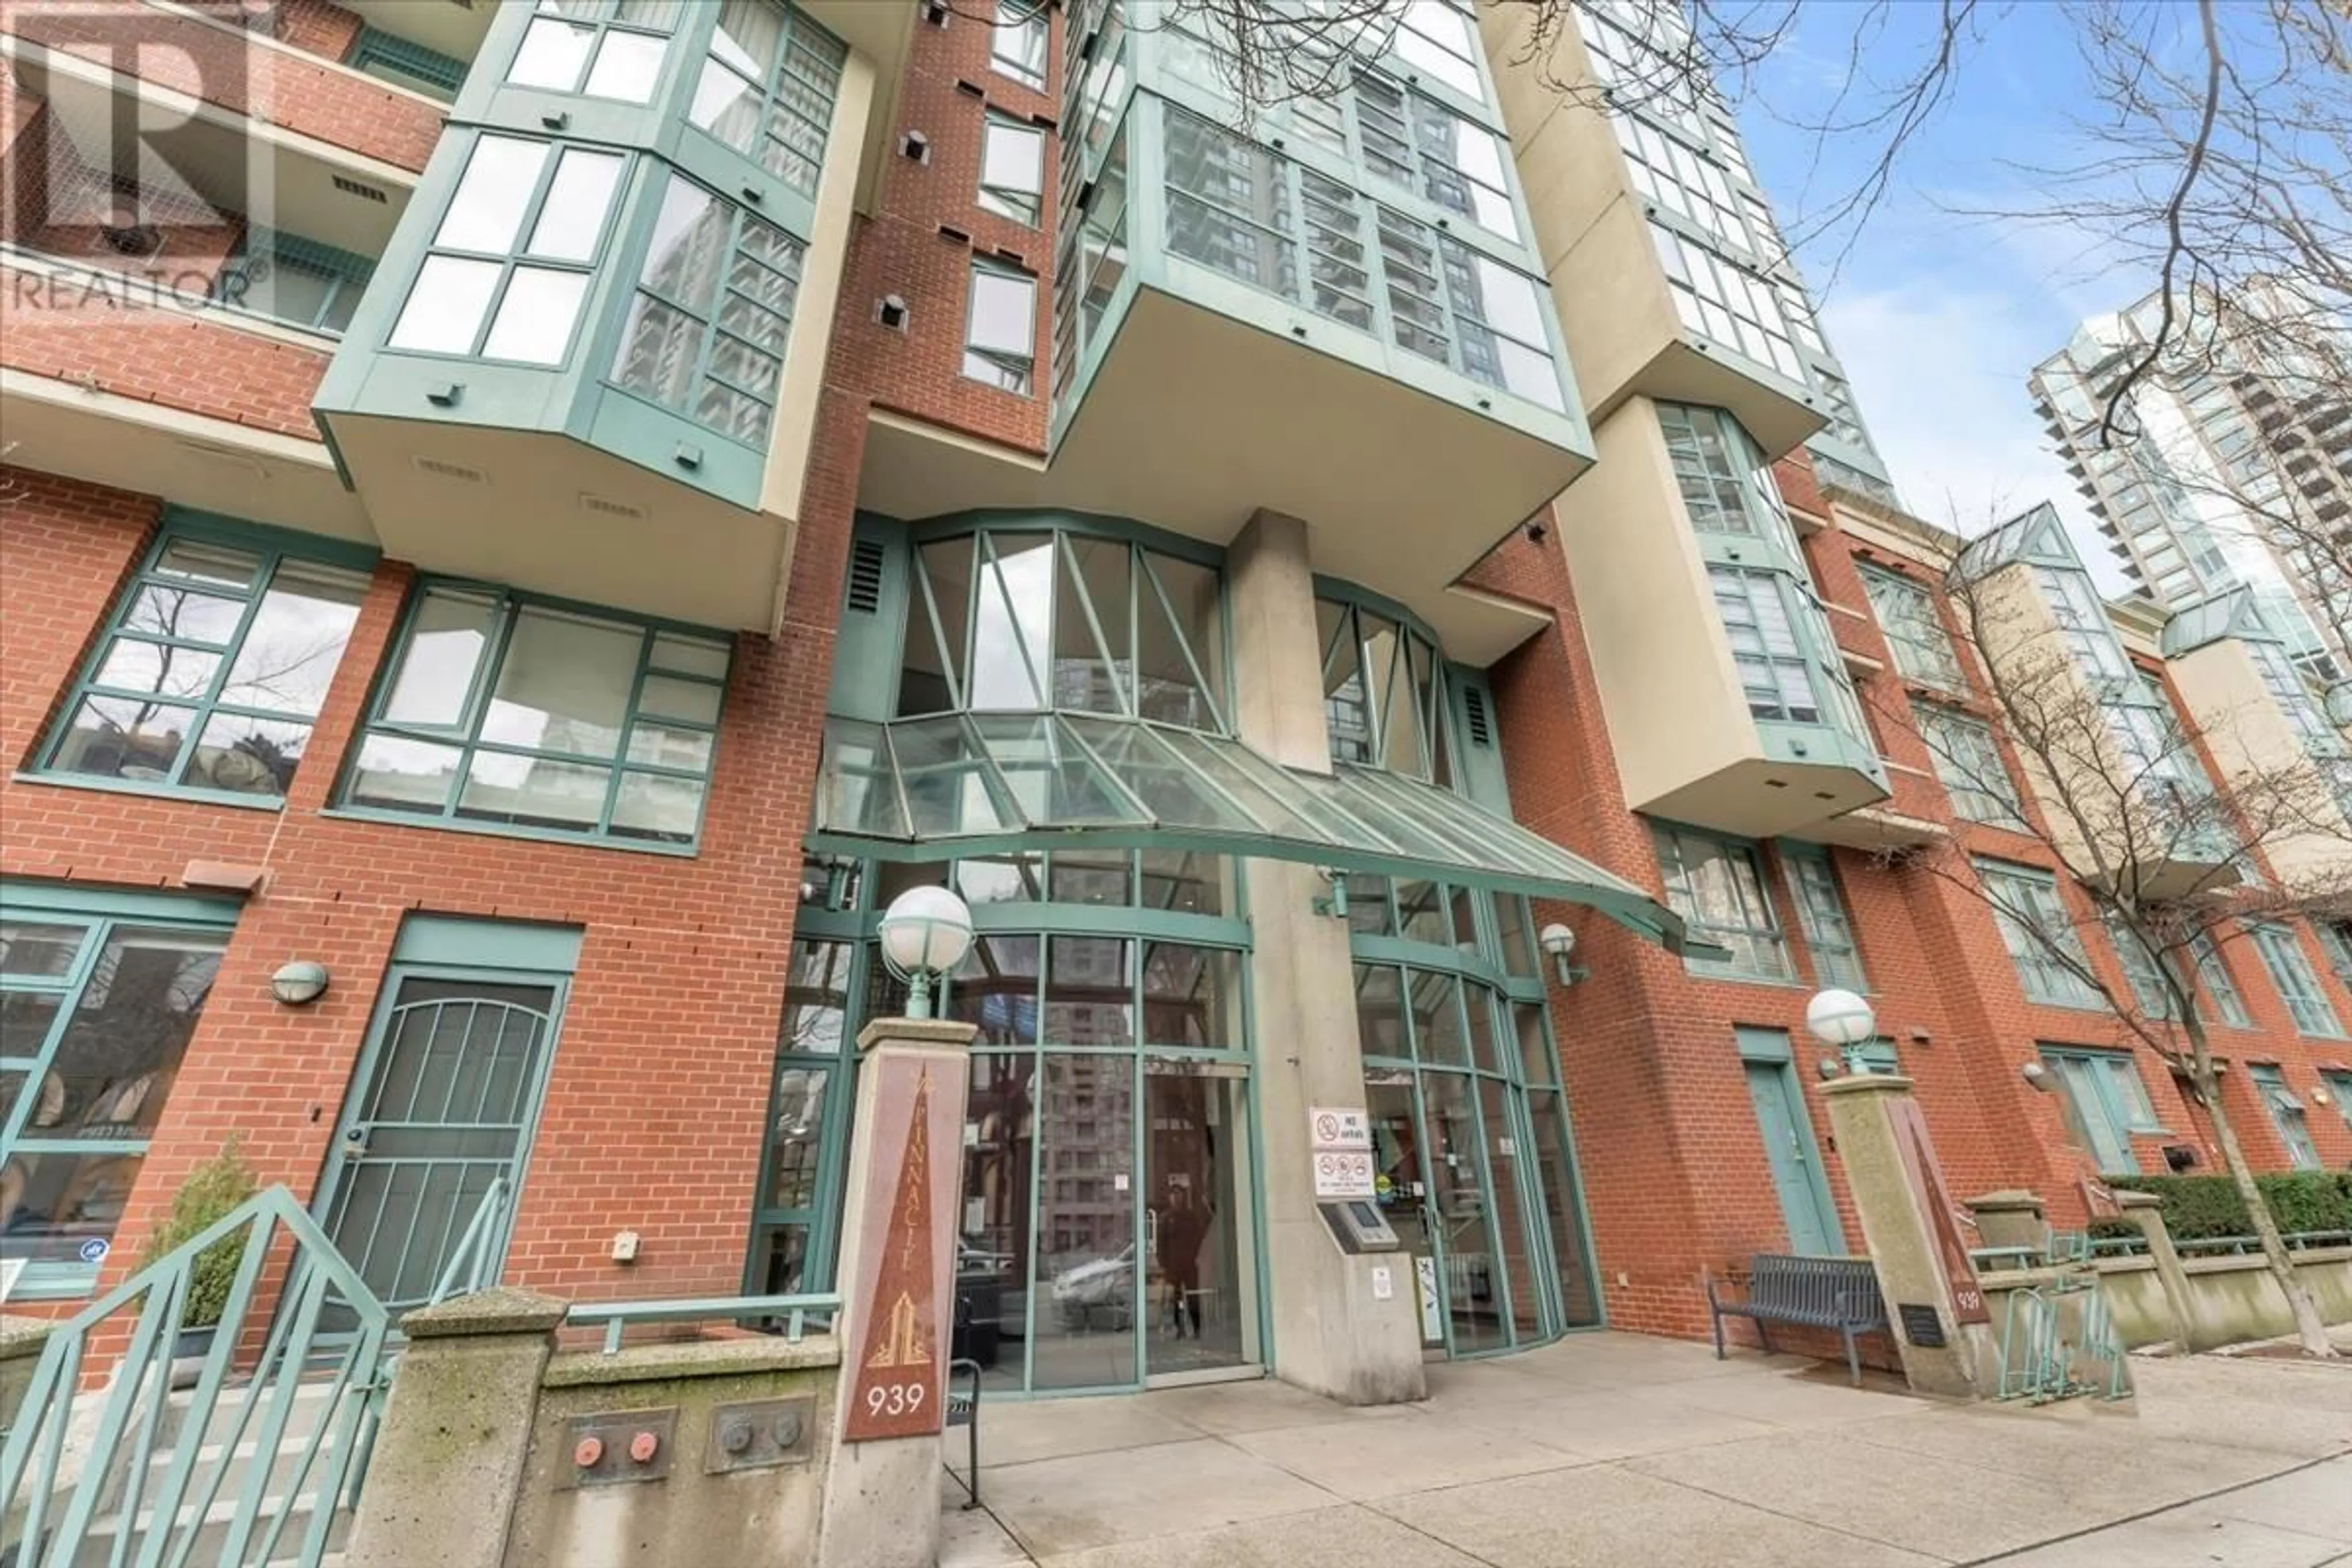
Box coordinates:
[312,1,881,633]
[864,10,1595,664]
[1555,396,1888,838]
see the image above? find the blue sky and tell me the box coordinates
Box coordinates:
[1730,4,2155,589]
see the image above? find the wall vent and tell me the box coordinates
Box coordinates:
[332,175,389,204]
[579,492,646,521]
[1463,687,1493,747]
[413,456,486,483]
[845,538,887,614]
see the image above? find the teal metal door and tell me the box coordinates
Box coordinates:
[316,973,562,1316]
[1743,1060,1841,1256]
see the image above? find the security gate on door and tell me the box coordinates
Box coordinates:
[315,974,562,1319]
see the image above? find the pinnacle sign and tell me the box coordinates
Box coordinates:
[844,1066,949,1442]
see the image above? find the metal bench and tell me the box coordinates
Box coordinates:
[943,1357,982,1509]
[1706,1255,1888,1387]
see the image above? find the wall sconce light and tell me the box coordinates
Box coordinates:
[270,960,331,1006]
[2312,1084,2333,1107]
[1538,923,1586,986]
[2021,1060,2053,1092]
[1312,869,1349,920]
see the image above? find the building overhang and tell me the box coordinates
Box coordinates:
[1807,804,1950,853]
[812,710,1698,954]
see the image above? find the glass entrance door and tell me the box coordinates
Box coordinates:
[1143,1058,1253,1381]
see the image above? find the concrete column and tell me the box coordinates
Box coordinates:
[1820,1076,1995,1398]
[1227,510,1425,1406]
[2116,1189,2196,1350]
[816,1016,977,1568]
[1,1316,51,1438]
[344,1287,566,1568]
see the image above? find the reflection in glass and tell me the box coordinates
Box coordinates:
[962,1051,1037,1390]
[1046,938,1133,1046]
[778,940,852,1054]
[1033,1054,1135,1390]
[763,1066,829,1208]
[1145,1065,1248,1374]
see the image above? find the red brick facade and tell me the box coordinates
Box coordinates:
[3,0,2346,1359]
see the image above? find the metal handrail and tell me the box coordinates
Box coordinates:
[425,1175,511,1307]
[565,1293,844,1355]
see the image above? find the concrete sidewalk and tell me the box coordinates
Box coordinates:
[938,1332,2352,1567]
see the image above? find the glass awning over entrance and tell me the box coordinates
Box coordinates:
[812,713,1697,953]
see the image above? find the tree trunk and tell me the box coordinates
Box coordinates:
[2195,1064,2337,1358]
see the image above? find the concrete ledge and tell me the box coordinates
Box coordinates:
[542,1333,843,1387]
[400,1287,569,1340]
[1,1314,55,1362]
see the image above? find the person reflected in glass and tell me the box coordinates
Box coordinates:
[1157,1183,1212,1339]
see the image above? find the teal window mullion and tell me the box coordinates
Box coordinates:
[598,627,660,834]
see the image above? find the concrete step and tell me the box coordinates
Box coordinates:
[67,1490,355,1568]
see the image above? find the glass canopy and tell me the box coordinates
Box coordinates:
[813,713,1700,953]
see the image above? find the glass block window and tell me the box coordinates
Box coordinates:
[0,897,233,1295]
[1858,565,1964,692]
[965,262,1039,394]
[2041,1047,2157,1173]
[505,0,680,104]
[1161,108,1371,334]
[1977,859,2104,1009]
[42,525,369,800]
[2252,924,2345,1038]
[1785,850,1865,991]
[342,585,729,848]
[1355,74,1517,241]
[992,0,1049,89]
[1650,223,1804,382]
[1376,206,1566,411]
[979,113,1047,225]
[1391,0,1487,102]
[1652,826,1790,981]
[1658,403,1798,554]
[2248,1063,2323,1170]
[611,170,803,447]
[1915,704,2025,827]
[685,0,847,198]
[388,135,628,366]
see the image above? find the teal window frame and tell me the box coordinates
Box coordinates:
[2251,923,2345,1038]
[386,134,633,368]
[2314,919,2352,993]
[347,25,467,100]
[1858,564,1964,693]
[747,936,864,1295]
[991,0,1050,89]
[979,111,1047,226]
[334,581,730,852]
[2321,1069,2352,1135]
[2104,914,2181,1022]
[32,513,376,807]
[1658,403,1799,554]
[1316,594,1457,783]
[1352,70,1518,243]
[1784,847,1865,992]
[2040,1046,2159,1174]
[964,258,1041,394]
[0,885,240,1298]
[682,0,848,200]
[1976,859,2105,1010]
[2191,933,2252,1030]
[1708,565,1869,747]
[1915,703,2025,827]
[1852,1037,1899,1074]
[1652,825,1792,983]
[229,229,377,336]
[609,168,806,449]
[2247,1064,2323,1171]
[502,0,683,105]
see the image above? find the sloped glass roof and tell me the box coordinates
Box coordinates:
[812,713,1699,953]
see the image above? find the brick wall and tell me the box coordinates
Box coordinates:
[1,1,441,175]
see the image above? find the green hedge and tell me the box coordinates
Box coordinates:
[2104,1172,2352,1242]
